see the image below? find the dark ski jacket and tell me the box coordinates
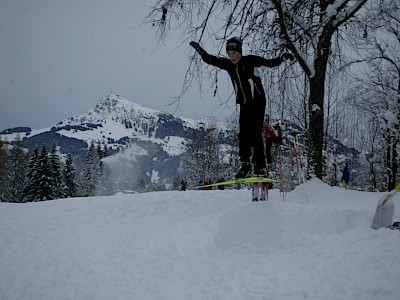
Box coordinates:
[263,125,282,145]
[199,53,283,105]
[342,166,350,182]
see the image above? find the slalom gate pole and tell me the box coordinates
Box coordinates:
[279,145,285,201]
[294,141,301,185]
[294,134,306,185]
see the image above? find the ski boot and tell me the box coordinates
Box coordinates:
[253,164,267,178]
[252,183,260,201]
[235,162,251,179]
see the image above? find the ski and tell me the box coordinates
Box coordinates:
[238,177,279,184]
[194,177,279,189]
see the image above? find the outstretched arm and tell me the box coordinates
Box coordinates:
[189,41,230,70]
[247,53,294,68]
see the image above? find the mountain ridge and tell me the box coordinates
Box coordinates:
[1,93,367,189]
[0,94,229,187]
[1,94,209,154]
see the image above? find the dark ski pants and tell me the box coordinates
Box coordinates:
[238,97,266,168]
[265,141,273,164]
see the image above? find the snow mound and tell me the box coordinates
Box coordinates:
[1,181,400,300]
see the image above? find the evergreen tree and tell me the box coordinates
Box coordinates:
[80,142,101,197]
[97,143,105,159]
[49,142,65,199]
[5,136,28,202]
[22,147,40,202]
[35,145,56,201]
[0,139,7,200]
[94,142,115,196]
[63,154,77,197]
[102,144,109,158]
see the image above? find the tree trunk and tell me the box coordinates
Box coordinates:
[390,141,397,191]
[392,78,400,190]
[308,24,333,179]
[309,76,324,178]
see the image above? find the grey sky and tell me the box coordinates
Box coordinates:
[0,0,233,131]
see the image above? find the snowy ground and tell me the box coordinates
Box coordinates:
[1,179,399,300]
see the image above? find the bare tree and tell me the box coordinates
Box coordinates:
[182,118,225,186]
[348,0,400,190]
[145,0,368,179]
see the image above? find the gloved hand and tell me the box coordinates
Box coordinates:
[189,41,206,55]
[281,53,294,61]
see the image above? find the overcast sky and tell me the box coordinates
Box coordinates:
[0,0,234,131]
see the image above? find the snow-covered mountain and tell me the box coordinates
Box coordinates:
[0,94,231,186]
[1,94,206,155]
[51,94,203,156]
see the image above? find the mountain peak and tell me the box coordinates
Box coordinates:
[99,93,139,109]
[93,94,160,119]
[55,94,162,128]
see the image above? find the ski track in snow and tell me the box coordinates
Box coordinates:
[1,179,400,300]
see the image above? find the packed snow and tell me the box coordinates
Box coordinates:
[1,179,399,300]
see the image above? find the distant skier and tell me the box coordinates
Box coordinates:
[190,38,293,178]
[262,114,282,167]
[180,179,187,191]
[341,163,350,189]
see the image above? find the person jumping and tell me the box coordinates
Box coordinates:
[190,37,293,178]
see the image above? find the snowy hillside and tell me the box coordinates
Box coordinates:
[0,94,235,185]
[0,94,206,156]
[1,179,399,300]
[54,94,190,155]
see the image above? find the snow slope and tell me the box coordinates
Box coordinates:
[1,179,399,300]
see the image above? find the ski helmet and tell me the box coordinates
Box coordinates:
[226,37,242,53]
